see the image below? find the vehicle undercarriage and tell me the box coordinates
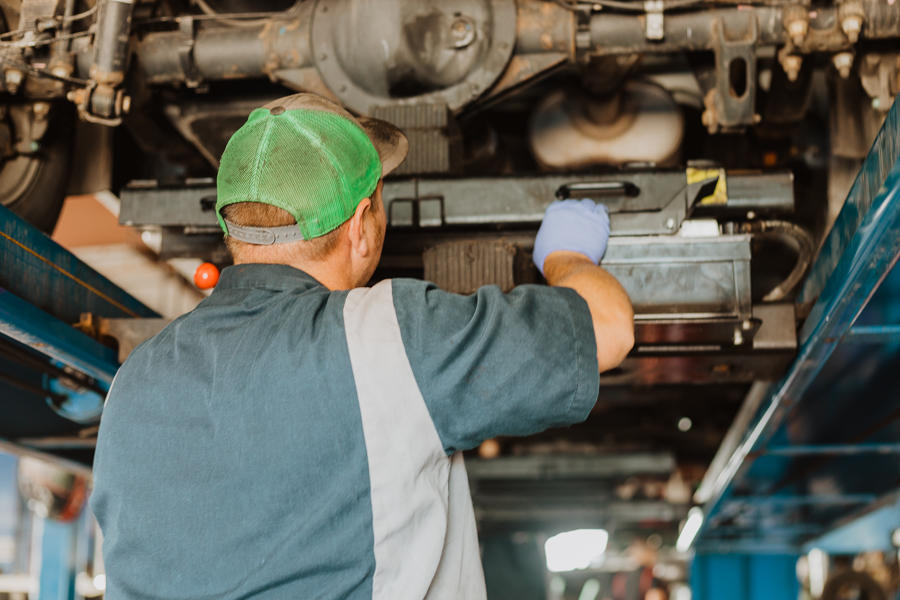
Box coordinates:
[1,0,899,589]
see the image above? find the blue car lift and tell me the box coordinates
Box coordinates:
[0,202,157,460]
[691,94,900,599]
[0,204,158,600]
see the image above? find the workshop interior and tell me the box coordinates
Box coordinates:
[0,0,899,597]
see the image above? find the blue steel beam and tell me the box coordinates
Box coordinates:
[844,324,900,342]
[697,94,900,548]
[725,495,877,506]
[764,443,900,456]
[0,204,157,324]
[0,201,156,390]
[806,492,900,554]
[0,289,119,385]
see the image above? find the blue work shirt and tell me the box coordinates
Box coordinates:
[91,264,599,599]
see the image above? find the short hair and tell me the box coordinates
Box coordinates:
[221,202,345,262]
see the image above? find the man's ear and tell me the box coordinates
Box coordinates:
[348,197,373,257]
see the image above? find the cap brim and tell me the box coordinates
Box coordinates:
[262,93,408,178]
[357,116,409,177]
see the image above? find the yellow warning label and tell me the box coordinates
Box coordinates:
[686,167,728,205]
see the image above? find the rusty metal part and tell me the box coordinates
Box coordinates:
[838,0,865,44]
[859,53,900,112]
[126,0,900,115]
[80,314,169,363]
[514,0,575,55]
[71,0,134,124]
[136,2,312,85]
[587,0,900,55]
[47,0,76,91]
[778,47,803,83]
[783,4,809,47]
[529,81,683,168]
[480,52,568,104]
[370,104,461,175]
[703,16,759,133]
[4,67,23,93]
[310,0,517,114]
[89,0,133,88]
[423,239,518,294]
[67,83,129,125]
[832,51,854,79]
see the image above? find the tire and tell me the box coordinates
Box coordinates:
[0,105,73,233]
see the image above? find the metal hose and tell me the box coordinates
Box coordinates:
[738,220,815,302]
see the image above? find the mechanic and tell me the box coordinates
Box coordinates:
[90,93,634,599]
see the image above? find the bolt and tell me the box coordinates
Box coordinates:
[50,64,71,79]
[838,0,865,43]
[449,17,476,48]
[841,14,862,43]
[832,52,854,79]
[665,218,676,230]
[742,320,753,331]
[787,18,808,46]
[746,210,757,220]
[66,88,87,106]
[4,69,23,94]
[32,101,50,119]
[733,328,744,346]
[781,54,803,82]
[122,95,131,114]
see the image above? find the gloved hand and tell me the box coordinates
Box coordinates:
[532,199,610,276]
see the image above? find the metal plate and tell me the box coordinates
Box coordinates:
[310,0,516,113]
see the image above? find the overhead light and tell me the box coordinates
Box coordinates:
[676,507,704,553]
[140,229,162,254]
[544,529,609,572]
[678,417,693,432]
[807,548,828,597]
[93,574,106,592]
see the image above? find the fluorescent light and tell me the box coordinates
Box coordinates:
[676,507,704,553]
[808,548,827,597]
[544,529,609,572]
[578,578,601,600]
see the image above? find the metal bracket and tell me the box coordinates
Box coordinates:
[644,0,665,41]
[177,17,203,89]
[388,180,446,229]
[554,169,727,235]
[703,17,759,133]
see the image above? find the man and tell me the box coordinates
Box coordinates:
[91,93,633,599]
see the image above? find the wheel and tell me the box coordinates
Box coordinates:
[0,104,73,233]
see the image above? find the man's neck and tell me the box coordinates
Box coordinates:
[233,255,356,291]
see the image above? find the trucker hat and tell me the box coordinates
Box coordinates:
[215,93,409,244]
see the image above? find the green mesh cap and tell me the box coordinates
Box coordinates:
[215,94,408,242]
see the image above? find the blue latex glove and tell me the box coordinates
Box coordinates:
[533,199,610,276]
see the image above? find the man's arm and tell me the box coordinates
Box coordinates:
[533,199,635,373]
[543,251,634,373]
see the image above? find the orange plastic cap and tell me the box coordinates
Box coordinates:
[194,262,220,289]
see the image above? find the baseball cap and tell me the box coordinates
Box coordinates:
[216,93,409,244]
